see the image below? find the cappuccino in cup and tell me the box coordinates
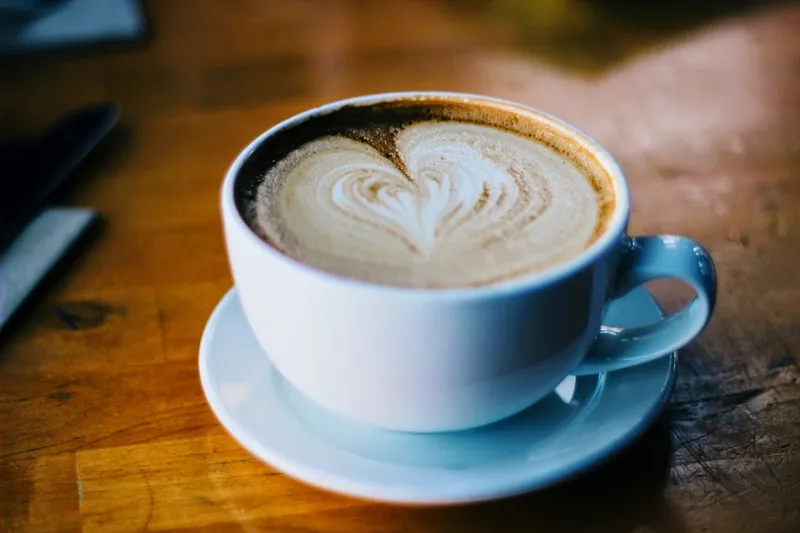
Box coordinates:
[223,92,715,432]
[236,98,615,288]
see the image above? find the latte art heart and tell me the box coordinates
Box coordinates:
[255,121,603,288]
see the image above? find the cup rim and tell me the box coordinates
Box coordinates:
[221,91,630,300]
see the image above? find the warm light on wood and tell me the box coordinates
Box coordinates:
[1,1,798,531]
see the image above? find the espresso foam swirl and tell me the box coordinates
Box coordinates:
[254,121,601,288]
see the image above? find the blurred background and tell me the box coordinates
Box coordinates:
[2,0,797,174]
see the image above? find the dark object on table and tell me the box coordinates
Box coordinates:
[0,103,117,256]
[0,0,65,20]
[0,103,117,330]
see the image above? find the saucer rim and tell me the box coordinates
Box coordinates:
[199,288,677,505]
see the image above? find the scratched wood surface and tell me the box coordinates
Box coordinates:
[1,1,799,532]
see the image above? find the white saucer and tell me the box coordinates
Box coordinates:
[199,287,676,505]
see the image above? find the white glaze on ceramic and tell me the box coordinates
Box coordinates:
[199,287,676,504]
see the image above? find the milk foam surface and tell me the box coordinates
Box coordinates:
[254,121,602,288]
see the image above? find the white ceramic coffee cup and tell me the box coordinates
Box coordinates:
[221,92,716,433]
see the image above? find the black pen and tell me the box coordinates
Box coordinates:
[0,103,118,256]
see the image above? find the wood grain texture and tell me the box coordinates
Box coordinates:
[1,1,798,531]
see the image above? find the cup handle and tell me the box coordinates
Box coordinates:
[573,235,717,375]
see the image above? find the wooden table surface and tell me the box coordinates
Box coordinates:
[1,1,799,531]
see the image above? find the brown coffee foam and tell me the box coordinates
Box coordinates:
[236,96,616,288]
[385,97,615,247]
